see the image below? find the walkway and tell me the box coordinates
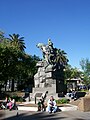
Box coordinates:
[0,110,90,120]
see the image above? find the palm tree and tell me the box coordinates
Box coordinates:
[8,34,26,91]
[0,31,4,42]
[9,34,26,52]
[56,48,68,66]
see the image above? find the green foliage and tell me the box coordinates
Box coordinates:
[53,48,69,67]
[12,95,25,102]
[80,58,90,85]
[9,34,26,52]
[0,31,40,91]
[56,98,69,104]
[65,64,82,80]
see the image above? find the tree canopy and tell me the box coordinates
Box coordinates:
[80,58,90,85]
[0,31,39,91]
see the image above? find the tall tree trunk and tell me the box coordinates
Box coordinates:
[5,80,7,91]
[11,79,14,92]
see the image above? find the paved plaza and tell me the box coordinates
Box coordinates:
[0,110,90,120]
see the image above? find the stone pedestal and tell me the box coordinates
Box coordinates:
[32,60,67,101]
[31,84,59,102]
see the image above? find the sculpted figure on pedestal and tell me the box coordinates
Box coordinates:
[34,39,68,88]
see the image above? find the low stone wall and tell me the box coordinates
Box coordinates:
[78,96,90,112]
[3,91,25,97]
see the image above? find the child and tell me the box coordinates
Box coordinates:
[38,99,42,111]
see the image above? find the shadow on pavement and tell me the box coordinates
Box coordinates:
[0,111,5,118]
[3,111,67,120]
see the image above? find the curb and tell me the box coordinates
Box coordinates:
[18,106,38,111]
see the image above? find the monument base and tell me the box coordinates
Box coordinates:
[30,83,60,102]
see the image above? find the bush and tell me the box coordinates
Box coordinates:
[12,96,25,102]
[56,98,69,104]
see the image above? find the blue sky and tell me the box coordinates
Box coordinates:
[0,0,90,68]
